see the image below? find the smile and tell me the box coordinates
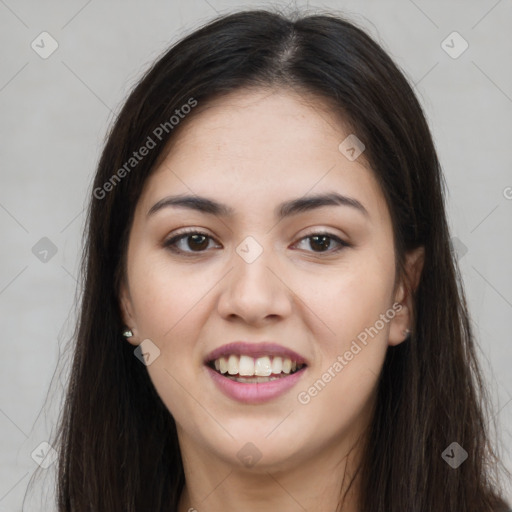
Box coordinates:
[205,358,307,404]
[204,341,308,403]
[209,354,306,381]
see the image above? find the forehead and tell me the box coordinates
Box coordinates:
[138,88,389,226]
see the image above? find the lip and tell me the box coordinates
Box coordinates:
[204,341,308,366]
[205,364,307,404]
[204,341,308,404]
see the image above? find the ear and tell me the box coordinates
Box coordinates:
[388,246,425,347]
[119,280,140,346]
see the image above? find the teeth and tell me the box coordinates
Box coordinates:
[228,354,238,375]
[239,355,254,376]
[229,375,283,383]
[254,356,272,376]
[212,354,304,377]
[271,356,283,374]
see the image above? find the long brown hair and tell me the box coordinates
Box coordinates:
[30,8,510,511]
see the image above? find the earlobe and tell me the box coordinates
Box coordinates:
[388,301,412,347]
[119,282,139,346]
[388,246,425,347]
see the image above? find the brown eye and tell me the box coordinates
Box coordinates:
[185,234,209,251]
[295,232,350,254]
[164,230,350,256]
[164,231,218,254]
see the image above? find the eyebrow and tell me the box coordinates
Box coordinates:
[147,192,369,220]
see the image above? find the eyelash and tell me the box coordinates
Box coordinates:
[163,228,351,256]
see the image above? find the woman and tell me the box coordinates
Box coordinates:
[48,8,509,512]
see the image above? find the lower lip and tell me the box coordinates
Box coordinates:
[205,365,306,404]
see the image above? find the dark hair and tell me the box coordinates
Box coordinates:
[35,7,509,511]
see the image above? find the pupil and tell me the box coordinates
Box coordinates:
[311,235,329,251]
[188,234,208,251]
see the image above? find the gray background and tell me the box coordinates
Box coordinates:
[0,0,511,509]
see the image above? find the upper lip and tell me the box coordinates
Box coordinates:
[204,341,308,366]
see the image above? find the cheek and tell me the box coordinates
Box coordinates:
[293,262,394,442]
[294,249,395,353]
[308,251,395,416]
[128,253,208,338]
[127,256,212,422]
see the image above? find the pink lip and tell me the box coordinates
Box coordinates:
[205,365,307,404]
[204,341,308,366]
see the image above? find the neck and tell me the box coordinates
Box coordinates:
[177,433,365,512]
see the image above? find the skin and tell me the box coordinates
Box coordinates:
[120,88,424,512]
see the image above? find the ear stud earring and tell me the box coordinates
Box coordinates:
[403,328,411,337]
[122,328,133,338]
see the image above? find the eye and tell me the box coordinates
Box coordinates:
[163,229,220,254]
[294,231,350,254]
[163,229,350,256]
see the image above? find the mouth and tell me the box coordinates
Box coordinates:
[206,354,307,383]
[204,342,308,404]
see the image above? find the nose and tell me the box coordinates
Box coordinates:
[216,243,293,326]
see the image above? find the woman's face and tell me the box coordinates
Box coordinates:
[120,88,423,472]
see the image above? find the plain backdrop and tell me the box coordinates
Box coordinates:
[0,0,511,509]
